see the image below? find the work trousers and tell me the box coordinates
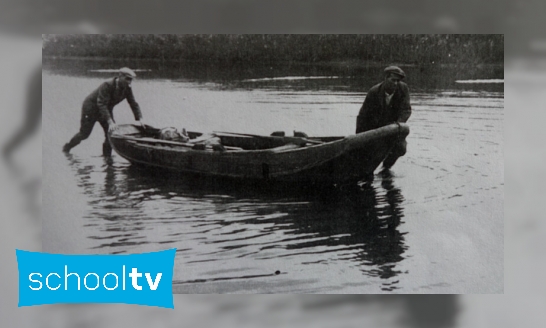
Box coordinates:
[65,103,113,156]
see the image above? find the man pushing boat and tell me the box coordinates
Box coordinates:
[63,67,146,157]
[356,66,411,169]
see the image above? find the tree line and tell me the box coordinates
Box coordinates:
[43,34,503,66]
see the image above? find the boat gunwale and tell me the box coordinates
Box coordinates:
[108,123,409,181]
[109,123,409,156]
[110,133,346,155]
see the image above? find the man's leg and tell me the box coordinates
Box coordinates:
[98,119,112,157]
[382,139,407,169]
[63,110,96,153]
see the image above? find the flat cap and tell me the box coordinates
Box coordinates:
[384,66,406,78]
[119,67,137,78]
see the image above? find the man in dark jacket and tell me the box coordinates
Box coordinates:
[356,66,411,169]
[63,67,146,156]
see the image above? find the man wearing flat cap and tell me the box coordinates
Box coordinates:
[63,67,146,156]
[356,66,411,169]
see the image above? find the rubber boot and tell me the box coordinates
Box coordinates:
[102,141,112,157]
[62,143,72,153]
[63,133,85,153]
[382,153,400,169]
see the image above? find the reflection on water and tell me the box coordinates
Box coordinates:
[64,152,408,292]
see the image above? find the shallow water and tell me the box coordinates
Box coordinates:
[43,59,503,293]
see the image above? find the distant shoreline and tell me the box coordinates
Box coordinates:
[42,56,504,69]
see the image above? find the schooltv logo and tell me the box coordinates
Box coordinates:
[16,249,176,308]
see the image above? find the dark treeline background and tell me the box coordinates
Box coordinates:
[43,34,503,67]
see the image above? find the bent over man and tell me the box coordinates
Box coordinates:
[356,66,411,169]
[63,67,146,156]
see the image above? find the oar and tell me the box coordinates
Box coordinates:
[214,131,324,145]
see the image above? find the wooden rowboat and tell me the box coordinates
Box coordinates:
[108,123,409,185]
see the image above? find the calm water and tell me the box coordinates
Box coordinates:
[43,59,503,293]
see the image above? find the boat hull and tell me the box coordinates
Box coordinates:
[109,123,409,185]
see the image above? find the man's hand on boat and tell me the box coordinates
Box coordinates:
[108,122,118,133]
[137,119,146,130]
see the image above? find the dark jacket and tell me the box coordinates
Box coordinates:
[356,81,411,134]
[82,77,142,124]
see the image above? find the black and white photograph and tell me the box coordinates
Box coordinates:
[42,34,503,294]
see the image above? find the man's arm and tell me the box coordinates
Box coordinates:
[397,83,412,123]
[356,88,380,134]
[97,82,115,126]
[356,98,370,134]
[126,87,143,121]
